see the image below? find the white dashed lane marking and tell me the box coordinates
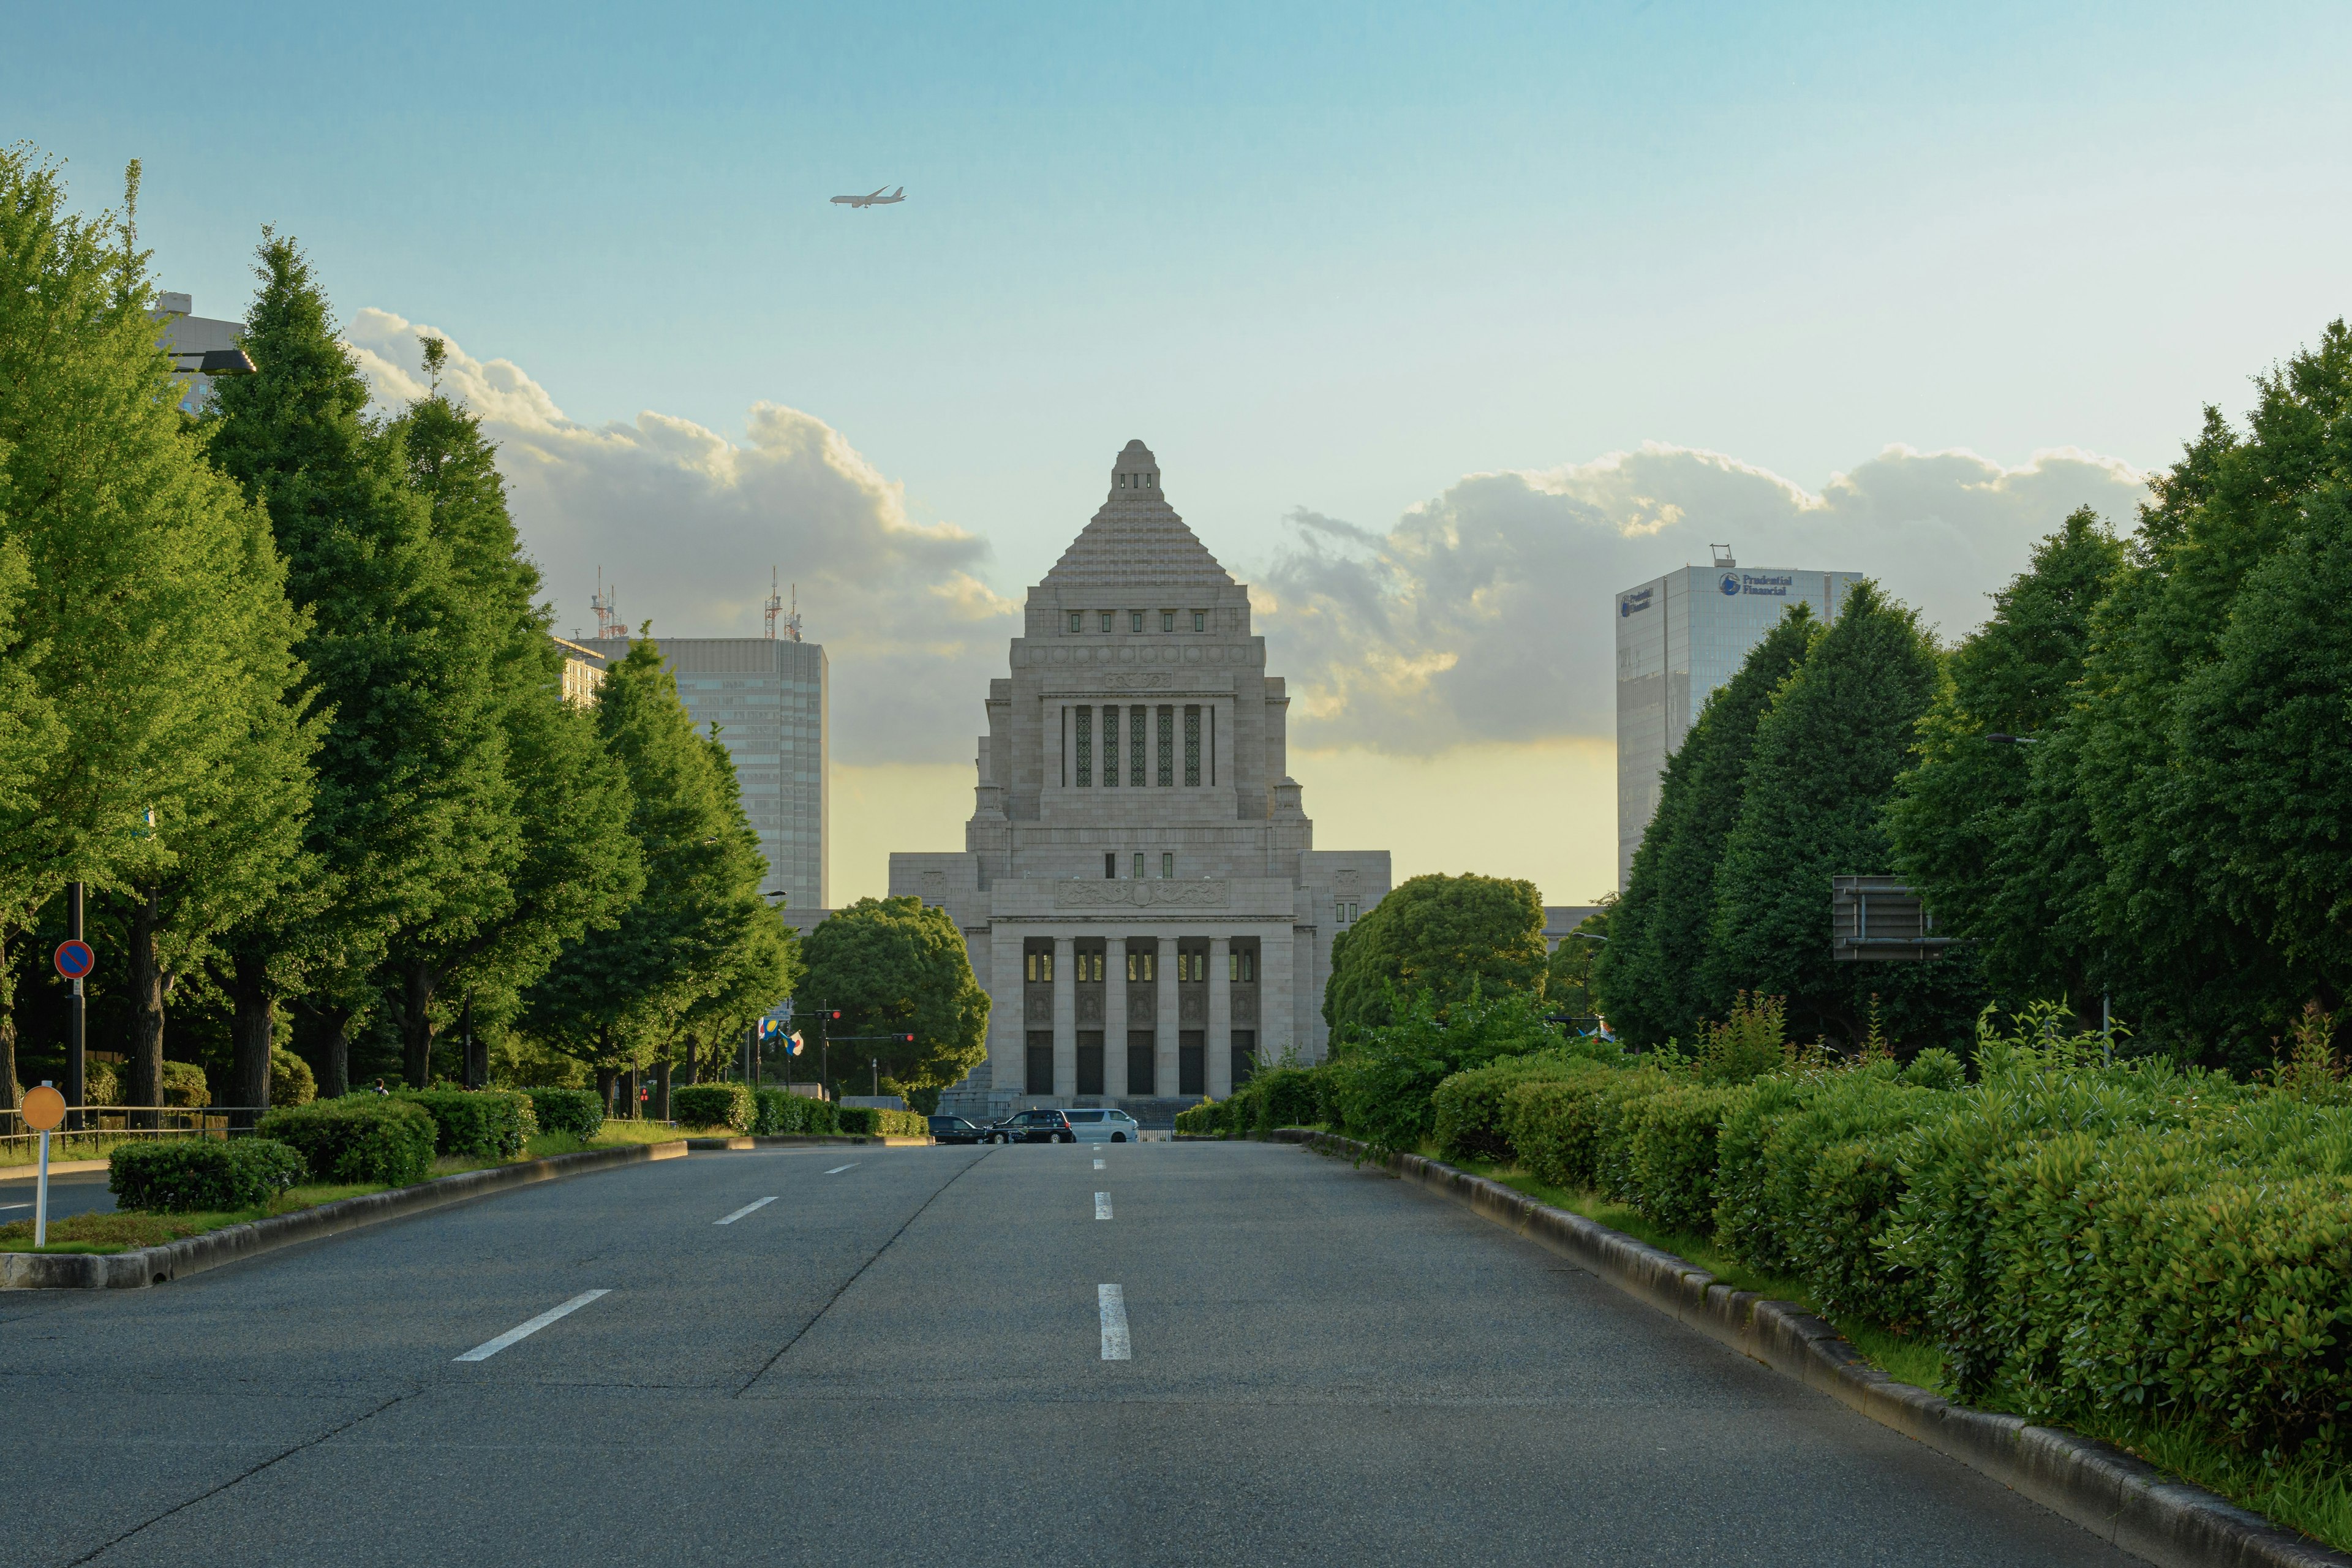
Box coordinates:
[1093,1158,1105,1170]
[454,1290,609,1363]
[1095,1191,1113,1219]
[824,1164,858,1175]
[1098,1284,1131,1360]
[714,1196,778,1226]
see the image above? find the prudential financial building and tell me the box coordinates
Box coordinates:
[1613,552,1863,889]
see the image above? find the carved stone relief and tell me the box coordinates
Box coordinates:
[1104,672,1172,690]
[1078,993,1104,1025]
[1180,994,1204,1027]
[1233,991,1257,1025]
[1025,993,1052,1024]
[1055,879,1229,908]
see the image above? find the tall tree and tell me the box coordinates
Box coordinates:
[0,151,309,1115]
[1593,606,1818,1046]
[376,339,639,1084]
[1887,509,2125,1011]
[1321,872,1548,1038]
[1706,581,1975,1047]
[797,896,986,1104]
[2068,323,2352,1065]
[206,233,504,1093]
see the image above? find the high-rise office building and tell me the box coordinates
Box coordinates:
[588,633,828,911]
[1614,554,1862,888]
[152,292,246,413]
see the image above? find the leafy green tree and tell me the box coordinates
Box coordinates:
[797,896,987,1102]
[376,340,639,1085]
[526,638,785,1107]
[0,152,312,1117]
[206,233,507,1094]
[1706,581,1977,1047]
[1593,606,1818,1046]
[1888,509,2125,1010]
[1543,903,1611,1021]
[1322,872,1547,1038]
[2067,323,2352,1065]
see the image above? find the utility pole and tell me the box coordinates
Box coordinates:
[66,883,85,1132]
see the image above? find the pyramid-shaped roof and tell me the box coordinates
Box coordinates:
[1041,440,1235,590]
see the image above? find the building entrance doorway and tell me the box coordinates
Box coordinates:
[1076,1033,1104,1096]
[1127,1031,1155,1095]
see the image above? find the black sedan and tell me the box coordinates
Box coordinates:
[989,1108,1074,1144]
[927,1114,989,1145]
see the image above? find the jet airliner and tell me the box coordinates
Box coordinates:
[831,186,905,208]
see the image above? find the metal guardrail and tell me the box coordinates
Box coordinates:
[0,1106,266,1154]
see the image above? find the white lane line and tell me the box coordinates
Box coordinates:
[1098,1283,1132,1360]
[824,1163,858,1175]
[453,1289,609,1362]
[715,1196,778,1226]
[0,1202,29,1211]
[1095,1191,1113,1220]
[1093,1158,1106,1170]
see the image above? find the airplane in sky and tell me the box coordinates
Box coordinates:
[831,186,905,208]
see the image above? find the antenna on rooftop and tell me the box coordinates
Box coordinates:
[591,567,621,641]
[784,582,803,643]
[764,569,783,639]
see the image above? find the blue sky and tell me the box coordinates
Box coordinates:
[14,1,2349,899]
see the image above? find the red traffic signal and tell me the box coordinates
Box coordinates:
[829,1010,842,1020]
[901,1033,914,1042]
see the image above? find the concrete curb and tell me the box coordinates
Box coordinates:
[0,1140,690,1292]
[684,1134,933,1150]
[1275,1129,2350,1568]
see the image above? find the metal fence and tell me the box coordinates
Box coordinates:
[1,1106,266,1158]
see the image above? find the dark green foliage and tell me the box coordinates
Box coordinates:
[1622,1083,1749,1232]
[1902,1047,1964,1091]
[833,1106,929,1137]
[1322,987,1558,1153]
[1434,1050,1612,1163]
[526,1087,604,1139]
[1888,510,2126,1008]
[1542,907,1609,1021]
[256,1096,437,1186]
[270,1047,317,1107]
[752,1088,839,1136]
[108,1137,304,1213]
[1322,873,1548,1037]
[1708,582,1980,1048]
[1499,1061,1665,1193]
[397,1088,535,1159]
[671,1083,753,1133]
[1178,1063,1333,1139]
[798,897,987,1099]
[1596,607,1818,1047]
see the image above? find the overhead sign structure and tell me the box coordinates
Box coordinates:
[53,940,94,981]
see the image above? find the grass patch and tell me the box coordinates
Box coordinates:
[525,1123,707,1159]
[0,1180,390,1253]
[1,1133,154,1169]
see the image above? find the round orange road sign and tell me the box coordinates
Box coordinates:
[20,1085,64,1133]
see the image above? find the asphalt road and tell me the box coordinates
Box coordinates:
[0,1141,2141,1568]
[0,1170,115,1224]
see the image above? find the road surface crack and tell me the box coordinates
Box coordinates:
[732,1147,993,1398]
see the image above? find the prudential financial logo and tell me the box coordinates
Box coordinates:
[1720,573,1740,597]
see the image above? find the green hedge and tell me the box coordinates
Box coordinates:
[527,1087,604,1139]
[1174,1098,1222,1136]
[835,1106,929,1137]
[255,1096,437,1186]
[672,1083,754,1133]
[108,1138,304,1213]
[398,1089,537,1159]
[752,1088,840,1136]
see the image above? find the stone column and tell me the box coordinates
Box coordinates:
[1208,936,1233,1098]
[1053,935,1076,1100]
[990,924,1022,1092]
[1261,922,1295,1062]
[1104,930,1129,1099]
[1156,933,1181,1098]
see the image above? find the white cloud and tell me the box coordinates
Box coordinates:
[1258,441,2152,752]
[346,310,1016,764]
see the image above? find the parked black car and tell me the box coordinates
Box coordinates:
[990,1108,1074,1144]
[927,1115,987,1145]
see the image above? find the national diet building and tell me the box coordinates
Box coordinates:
[894,441,1390,1121]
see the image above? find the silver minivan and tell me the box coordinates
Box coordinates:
[1063,1108,1142,1144]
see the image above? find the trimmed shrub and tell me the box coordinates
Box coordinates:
[1901,1047,1964,1092]
[752,1088,842,1136]
[162,1060,210,1108]
[1623,1082,1750,1233]
[834,1106,930,1137]
[256,1096,437,1186]
[398,1089,537,1160]
[108,1138,304,1213]
[1498,1060,1632,1190]
[673,1083,754,1133]
[1174,1099,1221,1136]
[1434,1053,1591,1163]
[270,1046,317,1108]
[528,1087,604,1139]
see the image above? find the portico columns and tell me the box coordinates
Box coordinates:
[1262,922,1295,1062]
[1156,934,1180,1098]
[1104,929,1129,1099]
[991,928,1022,1091]
[1208,936,1233,1098]
[1053,935,1076,1099]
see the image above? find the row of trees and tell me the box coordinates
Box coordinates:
[1597,320,2352,1071]
[0,148,792,1117]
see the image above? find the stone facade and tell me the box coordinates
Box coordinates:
[893,440,1390,1123]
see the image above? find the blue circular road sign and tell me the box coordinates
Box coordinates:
[54,939,94,980]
